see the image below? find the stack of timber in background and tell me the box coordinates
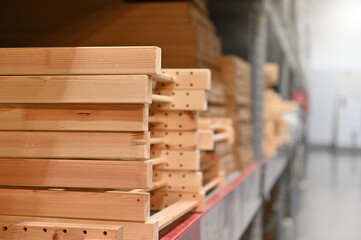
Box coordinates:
[0,46,223,240]
[263,63,298,158]
[220,55,254,172]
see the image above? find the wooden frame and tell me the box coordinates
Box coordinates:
[0,47,161,75]
[0,104,149,132]
[0,131,150,159]
[0,159,152,190]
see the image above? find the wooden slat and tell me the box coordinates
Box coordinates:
[151,131,197,150]
[0,159,152,190]
[0,216,158,240]
[153,171,203,192]
[0,104,149,131]
[157,69,211,90]
[149,111,198,131]
[0,131,150,159]
[0,47,161,75]
[151,90,207,111]
[0,75,152,104]
[0,189,149,222]
[152,150,200,171]
[147,200,197,230]
[0,222,122,240]
[198,129,214,150]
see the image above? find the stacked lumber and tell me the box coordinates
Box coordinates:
[263,65,298,158]
[0,47,222,240]
[220,55,254,171]
[149,69,230,212]
[264,63,280,88]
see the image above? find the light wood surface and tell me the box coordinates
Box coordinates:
[0,104,149,131]
[0,131,150,159]
[149,110,198,131]
[153,170,203,192]
[0,189,150,222]
[0,75,152,104]
[0,159,152,189]
[0,47,161,75]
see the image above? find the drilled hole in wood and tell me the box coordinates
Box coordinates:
[179,164,183,167]
[166,152,169,155]
[151,192,154,196]
[179,194,182,197]
[150,112,154,116]
[176,72,179,75]
[168,174,172,177]
[3,226,8,231]
[182,186,186,189]
[178,113,183,116]
[157,104,161,107]
[172,104,175,107]
[63,229,67,234]
[151,132,154,135]
[193,195,196,198]
[176,83,179,87]
[158,92,161,95]
[190,83,193,87]
[103,231,108,236]
[186,92,189,96]
[23,227,27,232]
[165,144,169,148]
[179,132,182,136]
[155,173,158,177]
[182,174,186,178]
[179,125,182,129]
[83,230,87,235]
[180,152,183,155]
[43,228,47,233]
[161,83,165,87]
[150,124,154,128]
[172,92,175,96]
[165,204,168,207]
[178,144,182,147]
[190,72,194,75]
[137,199,140,202]
[152,151,155,155]
[168,186,172,189]
[186,104,189,108]
[151,204,154,207]
[165,112,168,116]
[165,163,169,167]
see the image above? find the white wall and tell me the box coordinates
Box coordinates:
[308,0,361,146]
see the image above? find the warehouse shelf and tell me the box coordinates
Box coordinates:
[161,123,302,240]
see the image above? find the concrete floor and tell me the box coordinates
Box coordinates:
[295,149,361,240]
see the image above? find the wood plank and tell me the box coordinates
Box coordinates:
[151,131,198,150]
[0,104,148,131]
[0,189,149,222]
[0,222,122,240]
[198,129,214,150]
[150,90,207,111]
[152,150,200,171]
[0,131,149,159]
[0,47,161,75]
[0,216,158,240]
[149,111,198,131]
[156,69,211,90]
[0,159,152,190]
[153,171,203,192]
[147,200,197,230]
[0,75,152,104]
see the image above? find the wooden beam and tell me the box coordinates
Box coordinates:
[0,159,152,190]
[0,47,161,75]
[150,90,207,111]
[0,104,149,132]
[0,216,158,240]
[147,200,197,230]
[152,150,200,171]
[0,75,152,104]
[198,129,214,150]
[149,111,198,131]
[0,131,150,159]
[0,222,122,240]
[151,131,197,150]
[151,94,172,103]
[153,171,203,192]
[159,69,211,90]
[0,189,149,222]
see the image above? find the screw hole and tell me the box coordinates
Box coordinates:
[179,125,182,129]
[186,92,189,96]
[165,112,168,116]
[151,204,155,207]
[165,193,169,197]
[137,199,140,202]
[168,174,172,177]
[179,132,182,136]
[165,205,168,207]
[179,194,182,197]
[152,151,155,155]
[155,173,158,177]
[180,152,183,155]
[63,229,67,234]
[166,163,169,167]
[83,230,87,235]
[157,104,161,107]
[186,104,189,108]
[193,195,196,198]
[23,227,27,232]
[190,83,193,87]
[168,186,172,189]
[166,152,169,155]
[43,228,47,233]
[3,226,8,231]
[161,83,165,87]
[103,231,108,236]
[182,174,186,178]
[165,144,169,148]
[172,92,175,96]
[179,164,183,167]
[176,83,179,87]
[182,186,186,189]
[178,113,183,116]
[179,144,182,147]
[176,72,179,75]
[171,104,175,107]
[190,72,194,75]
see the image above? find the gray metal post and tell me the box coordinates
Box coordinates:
[280,56,290,99]
[249,0,267,161]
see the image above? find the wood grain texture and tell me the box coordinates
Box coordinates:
[151,131,198,151]
[152,150,200,171]
[0,222,122,240]
[153,170,202,192]
[149,110,198,131]
[0,131,150,159]
[0,189,149,221]
[0,75,151,104]
[0,215,158,240]
[0,159,152,189]
[156,69,211,90]
[150,90,207,111]
[0,47,161,75]
[0,104,148,131]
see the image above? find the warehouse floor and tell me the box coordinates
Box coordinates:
[295,149,361,240]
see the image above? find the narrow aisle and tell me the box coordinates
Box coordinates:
[295,149,361,240]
